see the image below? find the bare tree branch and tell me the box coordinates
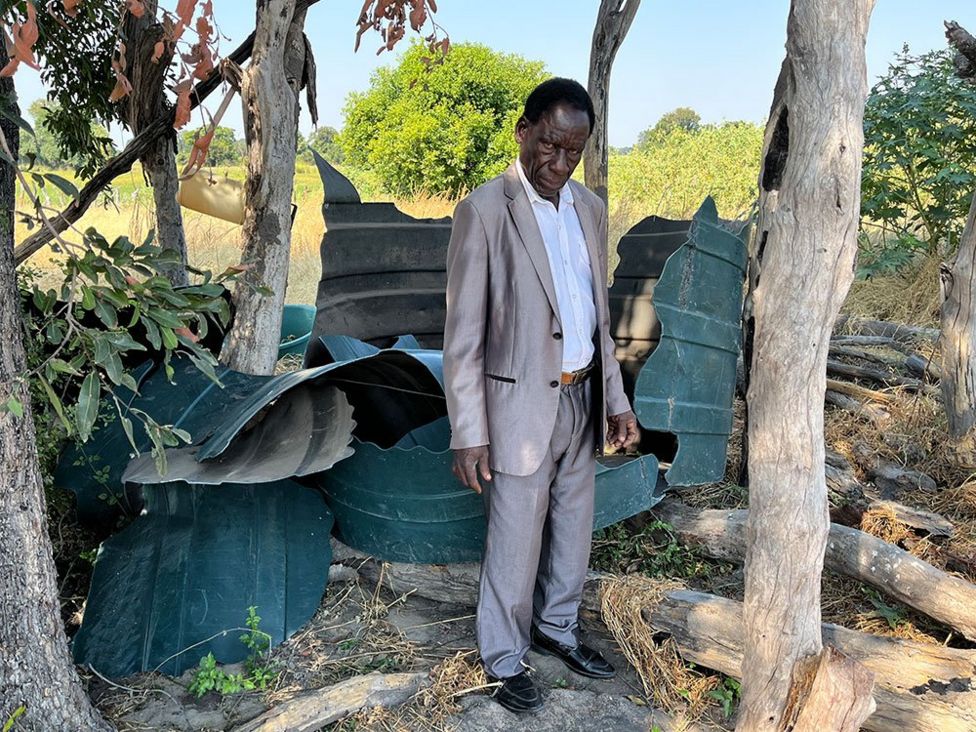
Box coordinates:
[946,20,976,80]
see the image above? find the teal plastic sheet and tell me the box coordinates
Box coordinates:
[633,198,749,486]
[316,414,662,564]
[57,346,446,528]
[72,480,333,677]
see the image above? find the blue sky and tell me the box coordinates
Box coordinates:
[12,0,975,147]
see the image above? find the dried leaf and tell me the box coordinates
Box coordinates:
[173,79,193,129]
[62,0,82,18]
[152,40,166,63]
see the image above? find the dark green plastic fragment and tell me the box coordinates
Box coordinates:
[72,480,333,677]
[633,198,749,486]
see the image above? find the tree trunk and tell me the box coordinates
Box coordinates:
[939,193,976,459]
[219,0,305,375]
[123,0,188,286]
[648,590,976,732]
[584,0,641,207]
[740,2,876,728]
[0,57,111,732]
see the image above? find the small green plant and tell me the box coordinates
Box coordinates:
[864,588,906,629]
[590,520,716,579]
[188,606,276,698]
[3,707,26,732]
[708,676,741,720]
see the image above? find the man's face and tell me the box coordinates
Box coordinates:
[516,103,591,201]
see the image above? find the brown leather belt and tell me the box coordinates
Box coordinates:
[560,363,594,385]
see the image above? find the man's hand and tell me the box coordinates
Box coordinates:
[607,410,639,451]
[452,445,492,494]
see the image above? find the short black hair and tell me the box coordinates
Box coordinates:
[521,77,595,133]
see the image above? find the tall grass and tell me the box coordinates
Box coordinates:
[15,147,751,302]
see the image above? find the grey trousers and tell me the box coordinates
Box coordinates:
[477,380,596,678]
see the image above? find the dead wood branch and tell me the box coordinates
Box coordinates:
[946,21,976,79]
[646,590,976,732]
[867,499,954,538]
[825,378,896,404]
[651,499,976,641]
[232,671,429,732]
[825,390,891,425]
[851,442,939,494]
[827,360,938,395]
[835,316,940,343]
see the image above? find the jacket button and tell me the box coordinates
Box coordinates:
[550,380,559,388]
[553,332,562,340]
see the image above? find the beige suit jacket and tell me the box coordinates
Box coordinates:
[443,163,631,477]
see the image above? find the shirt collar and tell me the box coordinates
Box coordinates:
[515,158,574,206]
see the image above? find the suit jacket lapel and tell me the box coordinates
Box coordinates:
[572,188,606,316]
[504,165,562,327]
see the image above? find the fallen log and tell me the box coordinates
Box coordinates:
[905,353,943,382]
[829,344,908,369]
[331,540,606,613]
[852,443,939,494]
[831,335,901,348]
[835,316,940,343]
[651,499,976,640]
[824,450,870,515]
[867,499,954,538]
[825,389,891,425]
[827,359,938,395]
[825,378,896,404]
[646,590,976,732]
[232,671,429,732]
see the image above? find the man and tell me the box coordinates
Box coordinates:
[443,77,640,714]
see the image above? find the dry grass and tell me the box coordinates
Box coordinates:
[600,575,719,725]
[342,651,491,732]
[842,255,942,327]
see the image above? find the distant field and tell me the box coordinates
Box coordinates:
[16,148,760,304]
[16,162,457,305]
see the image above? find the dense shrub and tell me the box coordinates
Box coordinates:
[340,41,547,197]
[861,47,976,260]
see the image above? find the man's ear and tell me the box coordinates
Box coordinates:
[515,116,529,144]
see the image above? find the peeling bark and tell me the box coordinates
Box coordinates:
[220,0,306,375]
[0,50,111,731]
[740,1,876,728]
[584,0,641,207]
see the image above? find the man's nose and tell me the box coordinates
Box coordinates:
[551,149,570,176]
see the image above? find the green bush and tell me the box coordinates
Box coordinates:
[609,122,764,221]
[340,41,547,196]
[861,46,976,256]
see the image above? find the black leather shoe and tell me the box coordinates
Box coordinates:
[488,670,544,714]
[530,627,616,679]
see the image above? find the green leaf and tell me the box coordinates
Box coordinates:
[120,415,136,452]
[143,319,162,351]
[4,395,24,418]
[76,372,100,443]
[93,298,118,328]
[161,327,178,350]
[148,307,186,329]
[39,376,72,434]
[43,172,80,200]
[81,285,96,310]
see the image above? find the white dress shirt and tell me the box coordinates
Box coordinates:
[515,159,596,372]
